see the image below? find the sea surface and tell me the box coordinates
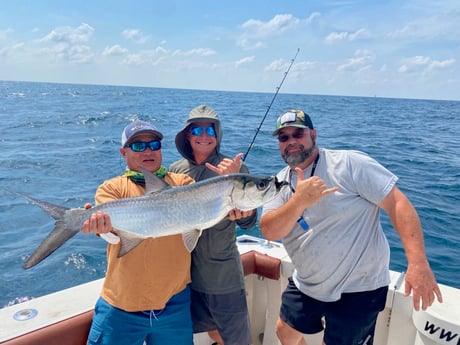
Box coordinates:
[0,80,459,308]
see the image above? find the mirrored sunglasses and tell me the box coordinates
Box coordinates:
[189,125,216,137]
[126,140,162,152]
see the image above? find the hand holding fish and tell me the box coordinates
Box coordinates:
[228,208,254,221]
[82,205,120,244]
[206,153,255,220]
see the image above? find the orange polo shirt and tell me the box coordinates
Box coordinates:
[95,172,194,312]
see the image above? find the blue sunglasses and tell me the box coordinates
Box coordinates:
[189,125,216,137]
[126,140,162,152]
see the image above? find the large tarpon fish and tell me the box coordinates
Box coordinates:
[18,169,284,269]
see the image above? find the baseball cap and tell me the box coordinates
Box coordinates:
[121,120,163,147]
[272,110,314,136]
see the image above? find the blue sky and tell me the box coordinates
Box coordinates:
[1,0,459,100]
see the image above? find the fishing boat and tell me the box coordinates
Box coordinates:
[0,234,458,345]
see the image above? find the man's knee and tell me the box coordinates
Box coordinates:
[276,318,305,344]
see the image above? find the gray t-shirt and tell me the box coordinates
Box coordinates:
[262,148,398,302]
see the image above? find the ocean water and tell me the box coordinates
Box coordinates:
[0,80,459,308]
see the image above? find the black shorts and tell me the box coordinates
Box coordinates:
[280,277,388,345]
[190,288,251,345]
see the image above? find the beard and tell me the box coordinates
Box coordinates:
[282,138,316,167]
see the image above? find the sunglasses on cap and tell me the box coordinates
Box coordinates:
[189,125,216,137]
[125,140,162,152]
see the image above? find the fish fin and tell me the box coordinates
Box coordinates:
[100,232,120,244]
[182,229,202,252]
[116,229,145,257]
[16,193,83,269]
[139,166,170,194]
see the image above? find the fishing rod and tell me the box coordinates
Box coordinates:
[242,48,300,162]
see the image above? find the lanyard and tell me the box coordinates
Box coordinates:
[288,152,320,230]
[288,152,320,193]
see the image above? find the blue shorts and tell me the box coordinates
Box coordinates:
[190,288,251,345]
[87,286,193,345]
[280,277,388,345]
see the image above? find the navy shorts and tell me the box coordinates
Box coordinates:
[190,288,251,345]
[87,286,192,345]
[280,277,388,345]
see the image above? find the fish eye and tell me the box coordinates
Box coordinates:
[256,180,268,190]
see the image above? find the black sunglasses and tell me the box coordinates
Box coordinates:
[277,129,308,143]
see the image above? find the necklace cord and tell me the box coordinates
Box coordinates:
[288,152,320,230]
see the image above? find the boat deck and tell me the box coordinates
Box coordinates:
[1,235,459,345]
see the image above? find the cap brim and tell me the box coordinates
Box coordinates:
[272,124,308,136]
[185,117,219,127]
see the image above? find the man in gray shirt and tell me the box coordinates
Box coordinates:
[170,105,256,345]
[260,109,442,345]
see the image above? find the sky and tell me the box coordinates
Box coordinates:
[1,0,459,101]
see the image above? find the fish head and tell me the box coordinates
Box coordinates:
[231,174,281,210]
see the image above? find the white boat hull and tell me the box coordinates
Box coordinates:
[1,235,458,345]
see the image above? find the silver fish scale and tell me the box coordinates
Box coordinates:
[91,176,253,238]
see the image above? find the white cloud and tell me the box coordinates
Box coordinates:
[237,13,319,50]
[0,28,14,40]
[39,23,94,44]
[337,49,375,71]
[0,43,24,58]
[102,45,128,57]
[325,28,370,43]
[154,46,168,55]
[31,23,96,64]
[399,55,456,73]
[235,56,254,67]
[182,48,216,57]
[264,58,288,72]
[151,56,168,66]
[236,38,264,50]
[117,46,169,65]
[291,60,317,71]
[325,31,348,43]
[122,29,150,44]
[121,53,144,65]
[66,45,94,63]
[241,14,301,37]
[428,58,455,70]
[388,11,460,41]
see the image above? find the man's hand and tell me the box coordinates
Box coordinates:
[205,153,243,175]
[82,204,120,244]
[228,208,254,221]
[292,167,339,209]
[404,261,443,311]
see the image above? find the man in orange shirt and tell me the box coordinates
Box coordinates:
[82,120,194,345]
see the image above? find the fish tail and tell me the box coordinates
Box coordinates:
[16,193,81,269]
